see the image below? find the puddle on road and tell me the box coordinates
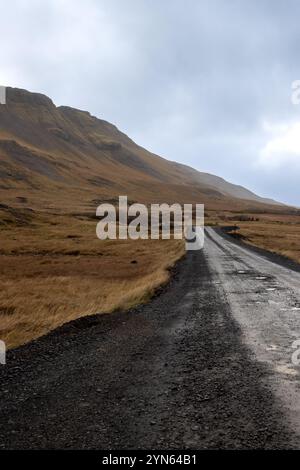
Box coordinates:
[280,307,300,312]
[275,364,299,376]
[266,344,278,351]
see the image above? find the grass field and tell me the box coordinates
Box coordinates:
[206,210,300,264]
[0,212,185,349]
[236,215,300,264]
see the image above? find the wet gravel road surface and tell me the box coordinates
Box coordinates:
[0,228,299,449]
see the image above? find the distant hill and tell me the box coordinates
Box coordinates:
[0,87,284,216]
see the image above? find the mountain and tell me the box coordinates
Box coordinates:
[171,162,280,205]
[0,87,283,217]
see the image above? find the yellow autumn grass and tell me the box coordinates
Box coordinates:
[229,214,300,264]
[0,214,185,349]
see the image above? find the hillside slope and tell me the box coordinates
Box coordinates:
[0,87,283,215]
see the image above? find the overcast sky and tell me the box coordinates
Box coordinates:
[1,0,300,205]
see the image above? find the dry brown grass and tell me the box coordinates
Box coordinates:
[237,216,300,264]
[206,211,300,265]
[0,213,185,349]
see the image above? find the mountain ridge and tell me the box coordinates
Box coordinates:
[0,87,284,214]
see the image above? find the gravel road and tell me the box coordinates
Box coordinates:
[0,228,299,449]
